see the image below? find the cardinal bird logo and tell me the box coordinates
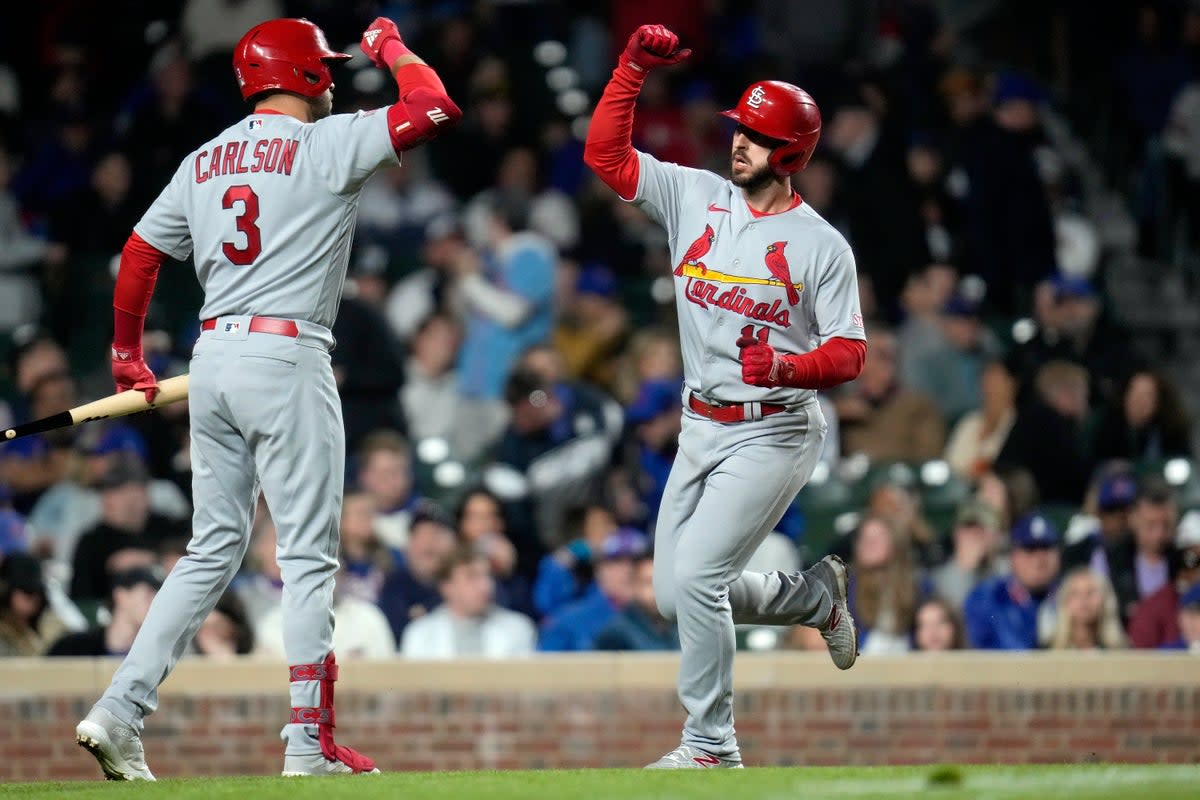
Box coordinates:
[764,241,801,306]
[675,224,715,277]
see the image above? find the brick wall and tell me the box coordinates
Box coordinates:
[5,654,1199,780]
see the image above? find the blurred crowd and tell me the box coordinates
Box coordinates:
[3,1,1200,660]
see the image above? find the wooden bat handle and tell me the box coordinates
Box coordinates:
[2,374,190,442]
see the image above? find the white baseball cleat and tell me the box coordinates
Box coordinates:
[807,554,859,670]
[282,752,382,776]
[75,707,155,781]
[645,744,744,769]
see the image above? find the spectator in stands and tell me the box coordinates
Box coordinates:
[931,500,1007,610]
[495,362,623,549]
[532,504,619,618]
[48,566,162,657]
[864,478,943,568]
[836,329,945,462]
[539,529,644,651]
[944,358,1019,479]
[965,513,1061,650]
[455,189,556,400]
[976,465,1041,532]
[1129,510,1200,648]
[0,484,29,556]
[401,547,536,658]
[554,264,630,390]
[192,590,253,658]
[333,262,408,449]
[0,551,64,656]
[400,312,507,462]
[912,598,966,652]
[257,564,397,660]
[463,146,580,253]
[1062,472,1138,572]
[896,265,957,385]
[356,155,457,273]
[996,360,1093,505]
[69,455,182,607]
[378,503,458,643]
[456,488,532,615]
[1098,484,1178,625]
[848,516,920,654]
[1048,568,1128,650]
[0,146,66,334]
[356,431,420,552]
[1092,369,1193,462]
[338,490,393,606]
[904,293,1003,422]
[231,503,281,625]
[596,553,679,651]
[0,369,78,513]
[1010,275,1135,406]
[617,379,681,530]
[385,215,464,342]
[1162,583,1200,652]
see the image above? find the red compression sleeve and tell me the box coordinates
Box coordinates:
[583,63,643,200]
[386,63,461,153]
[113,232,166,349]
[777,337,867,390]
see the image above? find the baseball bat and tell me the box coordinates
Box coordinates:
[2,375,190,443]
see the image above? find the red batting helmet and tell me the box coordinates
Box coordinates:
[232,18,350,101]
[720,81,822,176]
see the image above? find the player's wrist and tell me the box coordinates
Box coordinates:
[381,37,413,68]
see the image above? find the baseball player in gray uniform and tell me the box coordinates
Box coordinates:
[74,17,460,779]
[585,25,868,768]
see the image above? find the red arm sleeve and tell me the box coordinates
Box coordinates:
[583,63,643,201]
[112,232,167,349]
[777,337,867,390]
[385,62,461,153]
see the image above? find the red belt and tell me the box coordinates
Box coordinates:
[688,393,787,423]
[200,316,299,338]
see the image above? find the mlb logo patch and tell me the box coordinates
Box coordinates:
[224,322,241,333]
[248,119,264,131]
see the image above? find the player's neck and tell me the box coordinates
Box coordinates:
[254,95,314,123]
[741,178,795,215]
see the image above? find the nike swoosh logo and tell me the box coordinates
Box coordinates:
[708,203,731,213]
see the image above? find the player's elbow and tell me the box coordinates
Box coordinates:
[846,339,867,382]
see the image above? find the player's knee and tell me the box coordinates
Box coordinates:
[673,559,725,607]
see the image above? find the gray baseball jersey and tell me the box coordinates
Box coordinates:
[634,150,863,762]
[96,109,399,757]
[635,151,866,406]
[134,109,398,328]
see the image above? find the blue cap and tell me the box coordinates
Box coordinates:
[576,263,618,298]
[1011,513,1060,549]
[1098,474,1137,511]
[993,71,1046,106]
[625,379,681,425]
[600,528,649,561]
[1051,273,1095,301]
[89,424,149,461]
[943,293,981,318]
[1180,583,1200,609]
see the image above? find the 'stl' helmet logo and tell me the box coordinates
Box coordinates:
[747,85,766,108]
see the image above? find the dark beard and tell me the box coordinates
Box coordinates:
[310,94,333,120]
[731,161,775,193]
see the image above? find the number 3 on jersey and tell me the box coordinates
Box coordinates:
[222,184,261,265]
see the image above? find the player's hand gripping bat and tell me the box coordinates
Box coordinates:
[2,374,190,443]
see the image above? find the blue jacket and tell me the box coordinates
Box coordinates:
[594,605,680,651]
[964,575,1052,650]
[538,585,618,652]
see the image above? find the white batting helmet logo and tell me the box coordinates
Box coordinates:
[747,85,766,108]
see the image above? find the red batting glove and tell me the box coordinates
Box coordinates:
[621,24,692,74]
[361,17,409,69]
[111,345,160,403]
[737,325,783,388]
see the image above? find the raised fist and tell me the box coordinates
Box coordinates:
[360,16,404,69]
[112,345,160,403]
[737,325,782,388]
[622,24,692,73]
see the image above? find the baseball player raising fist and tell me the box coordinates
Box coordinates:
[75,18,460,780]
[585,25,868,768]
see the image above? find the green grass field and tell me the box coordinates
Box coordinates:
[1,766,1197,800]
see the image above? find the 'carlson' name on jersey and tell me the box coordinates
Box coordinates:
[194,138,299,183]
